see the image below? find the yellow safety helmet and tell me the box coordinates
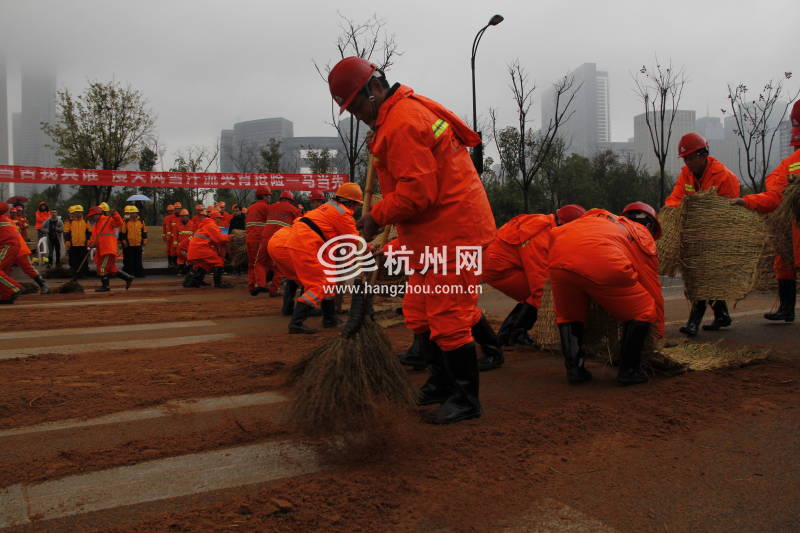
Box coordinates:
[124,205,139,213]
[335,182,364,204]
[99,202,110,212]
[69,205,84,214]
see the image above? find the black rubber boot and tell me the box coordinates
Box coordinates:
[558,322,592,384]
[183,269,198,288]
[281,280,298,316]
[417,334,451,405]
[95,275,111,292]
[288,301,318,334]
[496,303,524,346]
[398,333,427,370]
[213,267,232,288]
[473,313,504,371]
[703,300,732,330]
[679,300,706,337]
[423,342,482,425]
[508,303,538,346]
[764,279,796,322]
[617,321,651,386]
[34,276,50,295]
[321,298,339,328]
[116,270,134,290]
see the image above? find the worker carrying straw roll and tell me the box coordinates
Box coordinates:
[732,99,800,323]
[665,132,741,337]
[479,204,585,371]
[329,56,496,425]
[548,203,663,386]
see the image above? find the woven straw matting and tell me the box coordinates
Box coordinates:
[657,205,684,277]
[679,191,768,301]
[765,180,799,267]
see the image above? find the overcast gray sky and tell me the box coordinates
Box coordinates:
[1,0,797,165]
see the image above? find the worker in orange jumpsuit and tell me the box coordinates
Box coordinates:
[11,225,50,294]
[0,202,24,304]
[268,183,362,333]
[548,202,663,386]
[34,201,50,238]
[87,206,133,292]
[185,209,232,288]
[216,201,233,228]
[190,204,205,227]
[168,202,183,270]
[329,57,496,424]
[479,204,586,369]
[308,189,325,210]
[10,206,29,239]
[64,205,91,278]
[264,190,302,304]
[174,209,195,276]
[245,186,271,295]
[666,132,741,336]
[162,204,175,268]
[120,205,148,277]
[733,99,800,323]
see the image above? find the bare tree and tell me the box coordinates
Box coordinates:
[314,13,400,185]
[170,145,219,206]
[229,138,261,173]
[259,138,282,173]
[722,73,797,193]
[491,61,579,212]
[633,60,687,206]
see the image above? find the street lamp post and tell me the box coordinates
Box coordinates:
[470,14,503,174]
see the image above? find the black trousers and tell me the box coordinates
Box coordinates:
[68,246,90,277]
[47,236,61,266]
[123,246,145,277]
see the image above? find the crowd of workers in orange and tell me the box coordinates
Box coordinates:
[0,56,797,426]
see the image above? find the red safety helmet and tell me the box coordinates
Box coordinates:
[0,202,8,215]
[255,185,271,197]
[622,201,661,240]
[279,191,295,201]
[677,133,708,158]
[790,100,800,147]
[328,56,378,114]
[556,204,586,224]
[86,206,103,218]
[308,189,325,202]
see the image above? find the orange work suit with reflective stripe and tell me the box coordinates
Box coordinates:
[368,84,496,351]
[174,220,195,266]
[0,217,23,299]
[548,210,665,337]
[742,149,800,280]
[482,214,555,307]
[267,199,357,308]
[664,156,740,207]
[245,200,270,290]
[261,200,302,293]
[90,212,123,276]
[187,218,231,272]
[35,210,49,231]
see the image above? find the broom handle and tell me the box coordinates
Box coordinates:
[362,154,376,216]
[71,213,113,281]
[369,225,393,285]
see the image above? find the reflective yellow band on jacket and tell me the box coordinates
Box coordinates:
[432,119,449,139]
[99,232,115,237]
[684,184,695,192]
[789,162,800,172]
[246,222,266,227]
[266,220,290,226]
[0,222,11,227]
[179,230,193,235]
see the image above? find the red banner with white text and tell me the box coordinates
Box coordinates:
[0,165,349,192]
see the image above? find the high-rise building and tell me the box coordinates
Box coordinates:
[219,117,293,172]
[633,109,695,177]
[541,63,610,158]
[778,120,793,161]
[0,58,8,166]
[696,116,724,141]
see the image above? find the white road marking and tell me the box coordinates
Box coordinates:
[0,440,319,528]
[0,320,217,341]
[499,498,620,532]
[0,391,287,439]
[6,298,168,310]
[0,333,235,361]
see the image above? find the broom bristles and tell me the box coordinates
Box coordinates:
[58,279,85,293]
[289,315,416,437]
[228,230,248,266]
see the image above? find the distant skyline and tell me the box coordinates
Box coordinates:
[1,0,797,165]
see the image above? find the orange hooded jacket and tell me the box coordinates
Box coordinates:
[665,156,740,207]
[483,213,556,307]
[368,85,495,262]
[245,200,270,242]
[549,209,664,336]
[283,199,357,252]
[187,217,231,265]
